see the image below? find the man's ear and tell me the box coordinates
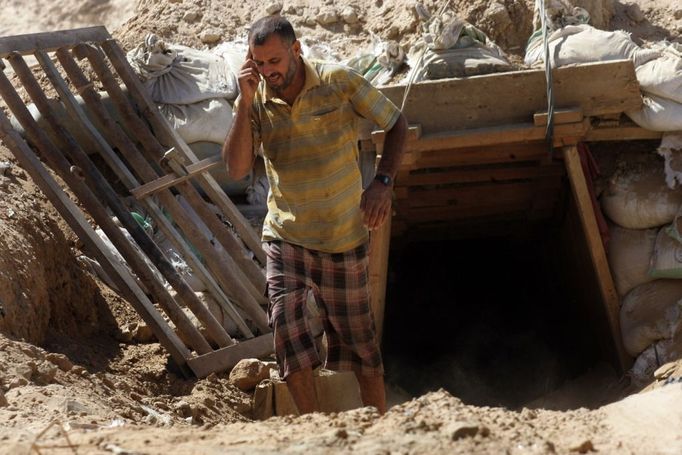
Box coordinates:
[292,40,302,58]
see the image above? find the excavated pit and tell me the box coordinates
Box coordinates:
[383,222,608,409]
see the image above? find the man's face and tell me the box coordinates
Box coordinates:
[250,35,300,93]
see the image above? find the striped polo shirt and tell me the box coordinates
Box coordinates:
[245,57,401,253]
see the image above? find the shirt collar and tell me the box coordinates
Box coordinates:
[262,56,321,104]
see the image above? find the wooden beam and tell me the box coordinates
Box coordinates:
[0,26,111,57]
[534,107,583,127]
[368,213,392,343]
[379,60,641,132]
[398,163,565,187]
[187,334,274,378]
[585,126,663,142]
[563,145,630,371]
[130,155,223,199]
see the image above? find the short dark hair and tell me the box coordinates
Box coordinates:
[248,16,296,46]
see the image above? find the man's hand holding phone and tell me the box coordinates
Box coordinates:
[238,50,260,106]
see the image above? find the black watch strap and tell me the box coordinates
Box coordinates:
[374,173,392,186]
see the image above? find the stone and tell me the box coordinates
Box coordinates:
[625,4,645,23]
[449,421,483,440]
[266,2,283,15]
[8,378,28,389]
[569,439,594,453]
[654,362,677,380]
[316,8,339,25]
[340,6,359,24]
[200,30,222,44]
[183,11,199,23]
[304,16,317,27]
[70,365,89,377]
[133,323,155,344]
[229,358,272,391]
[674,9,682,20]
[0,389,8,407]
[35,363,58,384]
[46,353,73,372]
[174,400,192,418]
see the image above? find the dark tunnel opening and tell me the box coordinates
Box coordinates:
[382,227,605,409]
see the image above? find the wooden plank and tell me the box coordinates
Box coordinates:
[187,334,274,379]
[368,213,392,343]
[563,145,630,371]
[412,142,549,168]
[100,39,267,266]
[0,26,111,57]
[585,126,663,142]
[398,163,565,187]
[130,155,223,199]
[379,60,642,133]
[534,107,583,127]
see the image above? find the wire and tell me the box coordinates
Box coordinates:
[537,0,555,156]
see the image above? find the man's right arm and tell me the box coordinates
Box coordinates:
[222,98,255,180]
[221,53,261,181]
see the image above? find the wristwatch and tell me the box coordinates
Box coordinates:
[374,173,393,186]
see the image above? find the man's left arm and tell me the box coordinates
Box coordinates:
[360,112,408,231]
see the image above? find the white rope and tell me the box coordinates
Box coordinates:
[536,0,555,154]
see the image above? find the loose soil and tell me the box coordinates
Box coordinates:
[1,1,682,454]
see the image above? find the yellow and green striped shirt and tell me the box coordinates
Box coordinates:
[247,57,400,253]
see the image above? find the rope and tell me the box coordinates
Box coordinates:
[537,0,555,156]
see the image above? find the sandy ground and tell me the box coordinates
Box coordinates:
[1,0,682,454]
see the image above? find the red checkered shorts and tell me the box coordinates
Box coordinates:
[264,240,384,379]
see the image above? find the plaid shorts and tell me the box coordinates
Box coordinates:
[264,240,384,379]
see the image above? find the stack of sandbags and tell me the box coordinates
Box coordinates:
[602,156,682,385]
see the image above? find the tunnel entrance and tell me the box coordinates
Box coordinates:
[382,207,613,409]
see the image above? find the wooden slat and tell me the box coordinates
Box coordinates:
[585,125,663,142]
[187,334,274,379]
[398,163,565,187]
[130,155,223,199]
[379,60,642,133]
[563,145,629,371]
[534,107,583,127]
[0,26,111,57]
[408,142,549,169]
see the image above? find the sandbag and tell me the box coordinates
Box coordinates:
[657,133,682,189]
[636,52,682,104]
[631,335,682,387]
[158,98,233,145]
[419,43,512,79]
[525,24,659,67]
[626,94,682,132]
[606,224,657,296]
[620,280,682,356]
[600,160,682,229]
[127,34,237,105]
[649,228,682,279]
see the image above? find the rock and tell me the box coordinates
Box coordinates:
[229,358,272,391]
[200,30,222,44]
[625,4,645,23]
[0,161,12,176]
[673,8,682,20]
[449,421,484,440]
[174,400,192,418]
[266,2,283,15]
[15,362,35,380]
[117,326,134,343]
[8,378,28,389]
[35,363,58,384]
[340,7,359,24]
[183,11,199,23]
[316,8,339,25]
[133,323,155,344]
[304,16,317,27]
[654,362,678,380]
[569,439,594,453]
[284,5,296,15]
[0,389,8,407]
[65,399,92,415]
[70,365,89,377]
[46,353,73,372]
[484,2,512,29]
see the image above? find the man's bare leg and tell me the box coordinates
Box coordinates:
[356,373,387,414]
[286,367,319,414]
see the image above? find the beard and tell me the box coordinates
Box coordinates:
[266,50,298,93]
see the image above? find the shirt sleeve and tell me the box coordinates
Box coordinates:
[345,68,401,132]
[232,94,263,157]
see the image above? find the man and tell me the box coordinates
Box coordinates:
[222,15,407,414]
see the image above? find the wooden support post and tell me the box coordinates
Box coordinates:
[563,145,630,371]
[369,213,392,343]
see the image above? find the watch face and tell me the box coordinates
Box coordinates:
[375,174,391,186]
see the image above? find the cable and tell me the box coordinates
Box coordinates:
[537,0,555,157]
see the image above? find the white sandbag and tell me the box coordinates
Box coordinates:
[607,224,657,296]
[525,24,660,67]
[636,53,682,104]
[620,280,682,356]
[649,228,682,279]
[158,98,233,144]
[657,133,682,189]
[631,336,682,387]
[419,43,512,79]
[626,94,682,132]
[600,159,682,229]
[127,34,237,105]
